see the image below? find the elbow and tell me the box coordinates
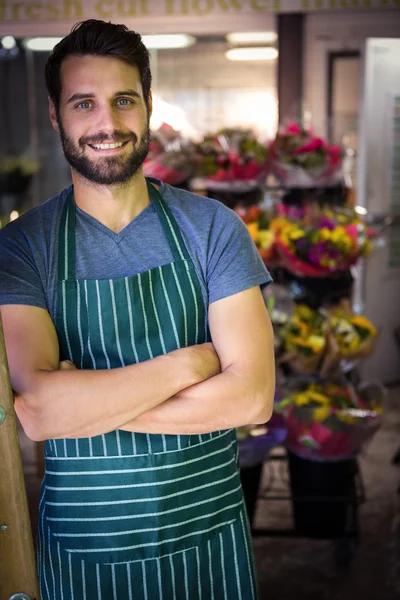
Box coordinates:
[249,378,275,425]
[252,399,273,425]
[15,394,47,442]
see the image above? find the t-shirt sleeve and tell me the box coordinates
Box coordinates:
[207,203,272,304]
[0,223,48,309]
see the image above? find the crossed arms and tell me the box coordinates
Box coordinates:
[1,286,275,441]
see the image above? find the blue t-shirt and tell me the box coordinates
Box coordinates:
[0,179,271,321]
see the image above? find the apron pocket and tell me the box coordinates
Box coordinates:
[44,430,244,564]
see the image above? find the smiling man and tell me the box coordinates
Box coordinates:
[0,19,275,599]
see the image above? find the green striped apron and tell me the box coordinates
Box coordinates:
[38,181,259,599]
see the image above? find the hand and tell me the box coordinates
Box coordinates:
[176,342,221,387]
[59,360,77,371]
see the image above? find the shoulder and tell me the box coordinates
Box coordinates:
[0,186,70,246]
[156,180,245,233]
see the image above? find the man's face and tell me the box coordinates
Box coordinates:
[50,55,151,185]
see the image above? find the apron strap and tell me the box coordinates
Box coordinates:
[146,180,191,263]
[58,190,76,281]
[58,182,191,282]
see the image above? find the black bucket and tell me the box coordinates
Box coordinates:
[240,463,263,526]
[288,451,358,538]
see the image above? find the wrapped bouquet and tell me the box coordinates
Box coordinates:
[194,129,268,190]
[276,304,328,374]
[270,204,372,276]
[276,380,384,461]
[275,301,378,376]
[143,125,195,186]
[324,300,379,371]
[268,122,342,188]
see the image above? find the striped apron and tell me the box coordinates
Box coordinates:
[38,181,259,599]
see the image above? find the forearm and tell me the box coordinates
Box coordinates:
[120,365,275,435]
[15,353,197,441]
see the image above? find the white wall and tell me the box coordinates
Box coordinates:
[303,9,400,139]
[153,40,278,138]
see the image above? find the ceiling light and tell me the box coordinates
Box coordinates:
[355,205,368,215]
[1,36,16,50]
[226,32,278,45]
[24,37,63,51]
[142,34,195,50]
[225,47,278,61]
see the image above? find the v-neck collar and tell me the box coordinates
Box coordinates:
[75,200,155,243]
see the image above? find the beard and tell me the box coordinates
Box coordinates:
[58,119,150,185]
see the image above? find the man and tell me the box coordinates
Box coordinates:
[0,19,275,599]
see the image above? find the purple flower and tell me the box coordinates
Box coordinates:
[319,216,336,230]
[309,242,325,265]
[328,248,341,260]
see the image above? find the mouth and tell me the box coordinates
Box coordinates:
[87,140,130,152]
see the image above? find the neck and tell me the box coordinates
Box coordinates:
[71,169,151,233]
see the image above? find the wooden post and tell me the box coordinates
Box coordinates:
[0,314,39,600]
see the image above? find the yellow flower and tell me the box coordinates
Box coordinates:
[308,391,330,405]
[258,229,274,249]
[370,401,383,415]
[313,405,331,422]
[320,256,331,267]
[330,227,352,251]
[336,411,358,425]
[340,337,361,355]
[292,337,319,354]
[247,223,259,242]
[319,227,332,241]
[351,316,377,336]
[293,393,311,407]
[291,315,309,333]
[308,335,326,353]
[288,228,305,241]
[296,305,314,321]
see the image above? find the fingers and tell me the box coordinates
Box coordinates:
[59,360,77,370]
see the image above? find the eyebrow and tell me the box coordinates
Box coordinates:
[67,90,141,105]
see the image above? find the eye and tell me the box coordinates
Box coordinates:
[116,98,134,107]
[76,101,92,109]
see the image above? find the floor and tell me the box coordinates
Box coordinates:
[19,386,400,600]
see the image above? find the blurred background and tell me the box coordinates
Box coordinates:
[1,1,400,598]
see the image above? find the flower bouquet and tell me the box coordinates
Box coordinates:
[323,300,379,373]
[276,301,378,377]
[276,380,384,461]
[276,304,328,374]
[193,129,268,202]
[270,204,372,277]
[143,125,195,186]
[268,122,342,188]
[234,204,278,264]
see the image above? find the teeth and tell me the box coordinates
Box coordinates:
[91,142,125,150]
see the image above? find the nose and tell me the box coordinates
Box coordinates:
[94,103,122,135]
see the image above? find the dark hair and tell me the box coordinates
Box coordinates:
[45,19,152,112]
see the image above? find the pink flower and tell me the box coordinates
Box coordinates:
[285,122,302,135]
[328,145,341,165]
[295,137,325,154]
[344,224,358,241]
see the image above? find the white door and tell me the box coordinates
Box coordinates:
[357,38,400,385]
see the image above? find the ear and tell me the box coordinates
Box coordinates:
[48,98,60,133]
[147,91,153,119]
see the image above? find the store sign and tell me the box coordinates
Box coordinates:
[0,0,398,20]
[0,0,398,35]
